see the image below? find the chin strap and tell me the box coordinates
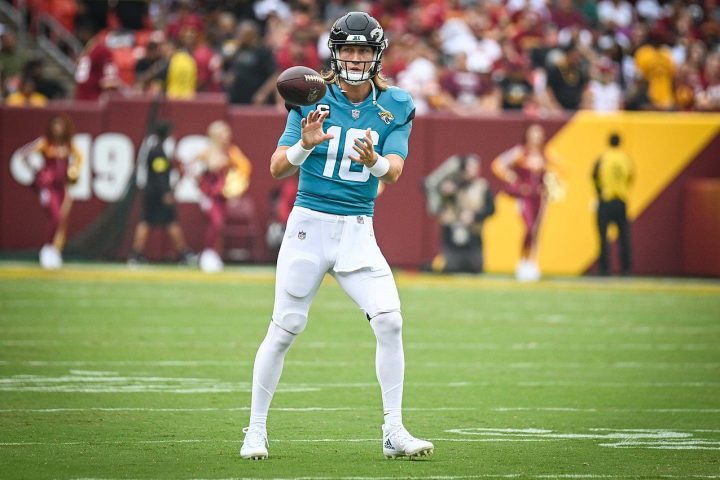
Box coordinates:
[370,80,392,117]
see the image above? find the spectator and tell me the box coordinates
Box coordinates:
[425,154,495,274]
[634,30,675,110]
[396,40,445,115]
[22,58,66,99]
[166,0,205,40]
[441,52,499,114]
[225,20,277,105]
[5,76,48,107]
[544,42,589,111]
[19,115,82,269]
[133,38,166,94]
[465,11,503,74]
[592,132,634,276]
[180,26,221,93]
[74,32,121,100]
[209,12,238,58]
[128,122,196,266]
[583,57,624,111]
[194,120,252,273]
[0,30,29,91]
[674,63,703,110]
[497,57,535,111]
[275,27,321,74]
[624,77,654,110]
[492,124,561,282]
[597,0,634,34]
[697,52,720,111]
[551,0,588,30]
[163,37,197,100]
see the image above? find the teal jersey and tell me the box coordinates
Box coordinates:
[278,83,415,216]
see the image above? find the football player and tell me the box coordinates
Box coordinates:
[240,12,433,460]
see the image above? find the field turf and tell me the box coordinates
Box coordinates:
[0,263,719,479]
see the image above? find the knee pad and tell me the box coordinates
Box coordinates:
[267,321,297,350]
[370,311,403,337]
[273,310,308,335]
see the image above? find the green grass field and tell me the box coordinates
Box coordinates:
[0,263,719,480]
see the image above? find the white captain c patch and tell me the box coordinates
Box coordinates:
[315,104,330,116]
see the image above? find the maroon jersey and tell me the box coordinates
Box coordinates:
[34,138,82,190]
[75,40,119,100]
[497,145,546,198]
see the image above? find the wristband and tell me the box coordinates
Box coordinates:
[287,140,314,166]
[368,154,390,178]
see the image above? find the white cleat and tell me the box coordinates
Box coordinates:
[199,249,224,273]
[39,244,62,270]
[382,424,434,460]
[240,426,268,460]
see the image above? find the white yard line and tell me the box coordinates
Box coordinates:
[2,360,718,370]
[494,407,720,413]
[0,406,477,413]
[1,406,717,414]
[1,340,718,351]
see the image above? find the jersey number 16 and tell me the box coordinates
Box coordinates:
[322,127,379,183]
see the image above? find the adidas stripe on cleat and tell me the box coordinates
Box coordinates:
[382,424,434,459]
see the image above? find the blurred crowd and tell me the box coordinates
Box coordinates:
[1,0,720,112]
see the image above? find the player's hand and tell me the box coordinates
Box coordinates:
[349,128,377,167]
[300,110,333,149]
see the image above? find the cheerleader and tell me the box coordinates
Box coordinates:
[194,120,252,272]
[21,115,83,269]
[492,124,562,281]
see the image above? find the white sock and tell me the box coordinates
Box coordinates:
[248,322,296,431]
[370,312,404,427]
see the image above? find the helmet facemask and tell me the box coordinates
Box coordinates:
[328,12,388,85]
[330,42,386,85]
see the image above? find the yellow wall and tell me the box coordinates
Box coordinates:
[483,112,720,275]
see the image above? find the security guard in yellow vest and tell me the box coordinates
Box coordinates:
[592,133,634,275]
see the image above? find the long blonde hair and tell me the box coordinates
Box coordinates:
[321,69,389,91]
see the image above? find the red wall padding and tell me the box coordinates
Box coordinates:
[1,100,718,276]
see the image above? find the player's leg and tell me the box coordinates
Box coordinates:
[517,197,541,280]
[597,201,611,275]
[128,221,150,265]
[40,186,64,269]
[333,267,433,459]
[615,200,631,275]
[242,214,328,459]
[167,222,195,263]
[200,198,226,272]
[52,187,73,252]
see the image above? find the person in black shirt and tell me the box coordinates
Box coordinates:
[225,20,277,104]
[128,123,195,265]
[497,58,534,110]
[545,43,589,110]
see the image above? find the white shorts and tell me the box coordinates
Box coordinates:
[272,206,401,334]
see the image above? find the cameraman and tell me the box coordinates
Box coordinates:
[426,154,495,273]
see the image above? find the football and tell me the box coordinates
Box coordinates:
[276,66,327,106]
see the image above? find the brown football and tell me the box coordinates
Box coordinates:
[276,66,327,106]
